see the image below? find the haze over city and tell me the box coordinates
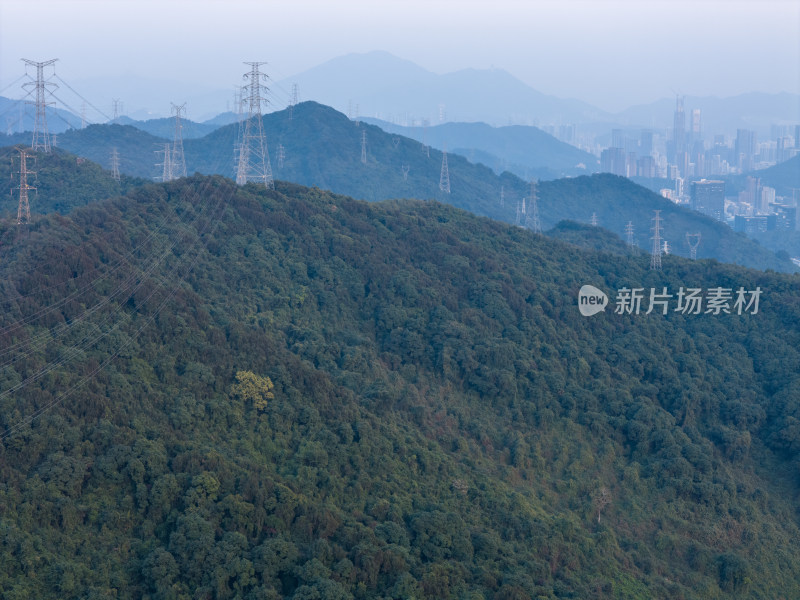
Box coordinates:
[1,0,798,118]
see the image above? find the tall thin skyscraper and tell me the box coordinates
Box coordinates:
[672,96,685,160]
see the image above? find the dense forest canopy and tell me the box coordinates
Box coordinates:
[0,174,799,598]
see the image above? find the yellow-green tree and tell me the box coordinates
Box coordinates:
[231,370,274,412]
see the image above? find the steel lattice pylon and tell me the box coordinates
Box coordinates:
[22,59,58,153]
[235,62,274,189]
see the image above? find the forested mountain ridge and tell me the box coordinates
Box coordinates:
[0,175,799,598]
[2,100,796,274]
[0,145,148,218]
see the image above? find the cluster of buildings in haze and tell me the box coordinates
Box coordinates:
[577,97,800,233]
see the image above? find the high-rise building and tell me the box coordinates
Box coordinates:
[735,129,757,172]
[612,129,624,149]
[640,130,653,158]
[637,155,656,178]
[672,96,686,165]
[601,147,626,176]
[744,176,762,212]
[760,186,776,214]
[691,109,701,138]
[690,179,725,221]
[771,203,797,231]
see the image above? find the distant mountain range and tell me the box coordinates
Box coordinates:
[361,117,599,180]
[277,51,799,136]
[3,51,796,139]
[278,51,610,126]
[1,101,795,273]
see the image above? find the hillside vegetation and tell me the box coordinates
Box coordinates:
[0,175,799,598]
[3,101,794,273]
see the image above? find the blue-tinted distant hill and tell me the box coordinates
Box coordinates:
[2,101,794,272]
[278,50,610,124]
[1,95,82,134]
[362,117,599,180]
[116,116,222,140]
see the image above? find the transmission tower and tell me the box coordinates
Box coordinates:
[686,232,701,260]
[439,144,450,193]
[170,102,187,178]
[156,143,173,182]
[650,210,663,270]
[112,98,122,123]
[591,212,598,226]
[277,144,285,169]
[110,147,121,182]
[527,179,542,233]
[288,83,298,120]
[81,102,87,129]
[12,148,36,225]
[625,220,636,251]
[361,130,367,164]
[235,62,274,189]
[22,58,58,153]
[500,185,505,207]
[402,164,409,181]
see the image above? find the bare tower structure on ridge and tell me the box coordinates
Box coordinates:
[171,103,187,179]
[686,232,701,260]
[12,148,36,225]
[235,62,274,189]
[22,58,58,153]
[361,131,367,164]
[527,179,542,233]
[156,143,173,182]
[110,147,121,182]
[439,144,450,194]
[288,83,298,120]
[625,220,636,251]
[650,210,663,270]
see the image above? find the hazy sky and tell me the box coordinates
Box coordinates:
[1,0,798,116]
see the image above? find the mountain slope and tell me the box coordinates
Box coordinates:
[2,102,795,272]
[1,123,169,179]
[0,145,148,218]
[362,117,599,179]
[0,176,799,598]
